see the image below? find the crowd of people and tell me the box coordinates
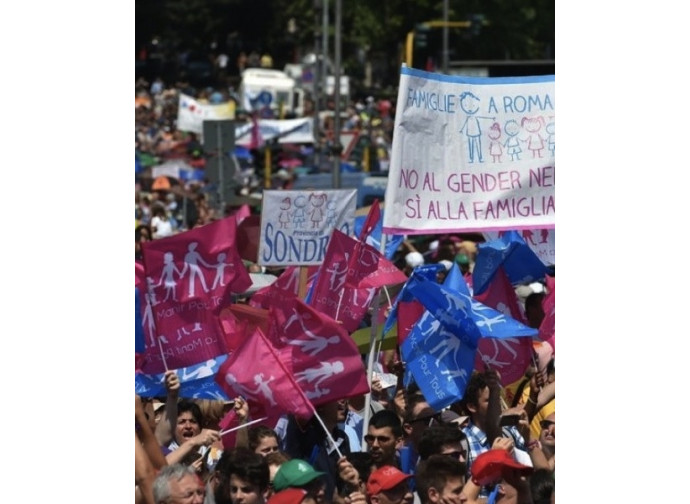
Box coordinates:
[135,72,555,504]
[136,338,555,504]
[135,232,555,504]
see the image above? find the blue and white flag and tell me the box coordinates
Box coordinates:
[383,264,445,335]
[135,355,230,400]
[445,263,538,339]
[472,231,547,295]
[400,284,480,410]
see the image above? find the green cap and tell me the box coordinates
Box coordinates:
[273,459,325,492]
[454,253,470,265]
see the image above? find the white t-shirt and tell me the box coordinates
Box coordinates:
[152,216,173,238]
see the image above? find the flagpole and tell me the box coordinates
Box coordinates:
[219,416,268,436]
[334,288,345,321]
[310,405,344,459]
[157,336,169,372]
[362,233,388,449]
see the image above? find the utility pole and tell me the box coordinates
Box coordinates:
[313,0,322,170]
[442,0,449,73]
[332,0,342,188]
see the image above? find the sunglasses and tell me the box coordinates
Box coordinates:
[540,420,555,429]
[364,434,393,444]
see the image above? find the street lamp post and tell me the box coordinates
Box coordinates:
[332,0,342,188]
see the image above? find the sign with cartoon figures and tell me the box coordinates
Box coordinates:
[259,189,357,266]
[383,66,555,234]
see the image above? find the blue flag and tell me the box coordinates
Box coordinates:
[444,264,538,340]
[383,264,445,335]
[472,231,547,295]
[135,355,230,400]
[135,287,145,354]
[354,211,404,260]
[400,288,480,410]
[401,267,536,410]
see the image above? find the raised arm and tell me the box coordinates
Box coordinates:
[135,432,157,504]
[155,370,180,446]
[232,396,251,449]
[136,394,167,470]
[484,370,504,446]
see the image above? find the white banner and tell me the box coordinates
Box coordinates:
[258,189,357,266]
[177,94,236,134]
[383,67,555,234]
[235,117,315,146]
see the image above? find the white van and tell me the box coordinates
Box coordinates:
[239,68,305,117]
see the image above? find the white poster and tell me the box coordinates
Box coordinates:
[177,94,236,134]
[383,67,555,234]
[258,189,357,266]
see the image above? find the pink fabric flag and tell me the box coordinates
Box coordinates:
[311,230,405,331]
[396,300,426,346]
[249,266,319,309]
[249,112,265,150]
[357,199,381,241]
[215,326,314,420]
[218,304,270,353]
[538,275,555,354]
[269,297,370,406]
[231,204,252,225]
[140,217,252,374]
[473,266,533,385]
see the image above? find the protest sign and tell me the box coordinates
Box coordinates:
[177,94,235,134]
[383,67,555,234]
[258,189,356,266]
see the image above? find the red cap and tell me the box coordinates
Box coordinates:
[267,488,308,504]
[471,449,533,487]
[366,466,412,496]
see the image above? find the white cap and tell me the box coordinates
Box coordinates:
[405,252,425,268]
[439,260,453,271]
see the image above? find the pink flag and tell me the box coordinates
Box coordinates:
[249,113,264,150]
[473,267,532,385]
[249,266,319,309]
[538,275,555,354]
[218,304,270,352]
[215,326,314,420]
[396,300,426,345]
[358,199,381,241]
[311,230,405,331]
[140,217,252,374]
[269,297,370,406]
[231,204,252,225]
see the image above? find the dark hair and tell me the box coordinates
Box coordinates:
[248,425,280,452]
[404,388,429,423]
[214,447,270,504]
[417,425,466,461]
[415,455,466,503]
[530,468,555,504]
[546,357,555,377]
[177,400,203,426]
[265,450,291,467]
[368,409,403,438]
[460,372,488,410]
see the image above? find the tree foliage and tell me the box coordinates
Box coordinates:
[136,0,554,85]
